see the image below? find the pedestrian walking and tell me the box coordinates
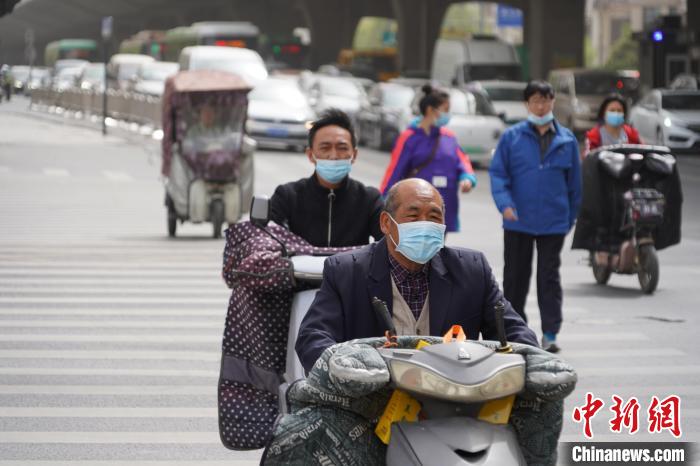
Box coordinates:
[379,84,476,233]
[489,80,582,352]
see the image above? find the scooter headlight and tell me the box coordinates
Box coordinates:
[389,360,524,403]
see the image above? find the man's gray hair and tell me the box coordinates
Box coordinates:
[383,180,445,217]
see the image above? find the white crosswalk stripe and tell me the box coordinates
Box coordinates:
[0,240,259,462]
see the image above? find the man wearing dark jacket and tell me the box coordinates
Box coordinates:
[270,109,383,247]
[296,178,537,372]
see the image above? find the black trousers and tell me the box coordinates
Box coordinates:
[503,230,565,335]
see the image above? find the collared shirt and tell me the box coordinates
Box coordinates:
[530,122,556,161]
[388,253,429,321]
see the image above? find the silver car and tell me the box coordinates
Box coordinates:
[629,89,700,152]
[246,77,316,151]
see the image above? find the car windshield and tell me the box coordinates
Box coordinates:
[320,79,361,98]
[140,64,179,82]
[448,90,474,115]
[83,65,104,80]
[464,64,521,81]
[574,73,640,97]
[117,63,143,81]
[662,93,700,110]
[483,86,524,101]
[190,59,267,81]
[472,91,498,116]
[383,86,414,107]
[11,67,30,81]
[249,82,308,109]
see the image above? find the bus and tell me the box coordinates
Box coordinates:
[160,22,260,62]
[118,30,166,60]
[44,39,98,67]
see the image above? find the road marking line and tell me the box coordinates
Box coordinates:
[0,269,220,277]
[0,321,222,329]
[0,278,219,287]
[0,407,217,418]
[0,350,220,360]
[42,168,69,177]
[0,431,221,444]
[0,462,259,466]
[0,385,214,395]
[0,368,218,377]
[0,288,229,297]
[0,334,220,343]
[554,348,685,358]
[0,308,224,316]
[0,462,258,466]
[101,170,134,182]
[576,365,700,376]
[0,261,216,269]
[0,297,225,304]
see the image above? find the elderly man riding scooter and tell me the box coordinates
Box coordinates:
[296,178,538,372]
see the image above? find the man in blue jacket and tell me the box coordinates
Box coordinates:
[296,178,537,372]
[489,80,582,353]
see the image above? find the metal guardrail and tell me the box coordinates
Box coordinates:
[30,87,162,127]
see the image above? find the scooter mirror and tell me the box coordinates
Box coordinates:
[250,196,270,228]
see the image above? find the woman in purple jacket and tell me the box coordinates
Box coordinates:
[379,85,477,232]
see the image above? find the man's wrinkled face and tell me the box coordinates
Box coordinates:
[380,181,445,244]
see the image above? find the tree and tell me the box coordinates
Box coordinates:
[604,25,638,70]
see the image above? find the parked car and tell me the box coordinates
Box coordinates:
[471,80,527,125]
[357,82,415,150]
[77,63,105,92]
[10,66,30,93]
[131,61,179,96]
[178,46,267,85]
[306,75,368,130]
[52,66,85,91]
[445,88,505,167]
[246,77,315,151]
[629,89,700,152]
[669,73,699,90]
[25,67,51,91]
[53,59,89,75]
[548,68,641,134]
[107,54,155,90]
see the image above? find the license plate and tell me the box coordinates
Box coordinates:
[266,127,288,137]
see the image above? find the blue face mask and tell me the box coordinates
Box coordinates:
[314,157,352,184]
[527,111,554,126]
[435,111,451,128]
[388,214,446,264]
[605,111,625,127]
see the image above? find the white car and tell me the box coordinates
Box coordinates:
[178,46,268,86]
[306,75,368,123]
[629,89,700,152]
[445,88,505,167]
[132,61,179,96]
[246,77,316,151]
[471,80,527,125]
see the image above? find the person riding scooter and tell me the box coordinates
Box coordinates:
[296,178,538,372]
[269,108,384,247]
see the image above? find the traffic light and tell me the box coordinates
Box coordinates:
[651,30,664,42]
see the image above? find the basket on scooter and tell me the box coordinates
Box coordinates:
[623,188,665,226]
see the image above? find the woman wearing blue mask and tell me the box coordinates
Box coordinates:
[380,84,477,233]
[584,93,641,156]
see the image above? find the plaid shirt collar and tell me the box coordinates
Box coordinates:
[388,252,430,320]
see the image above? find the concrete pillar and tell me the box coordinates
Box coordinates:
[391,0,450,73]
[299,0,363,68]
[524,0,585,80]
